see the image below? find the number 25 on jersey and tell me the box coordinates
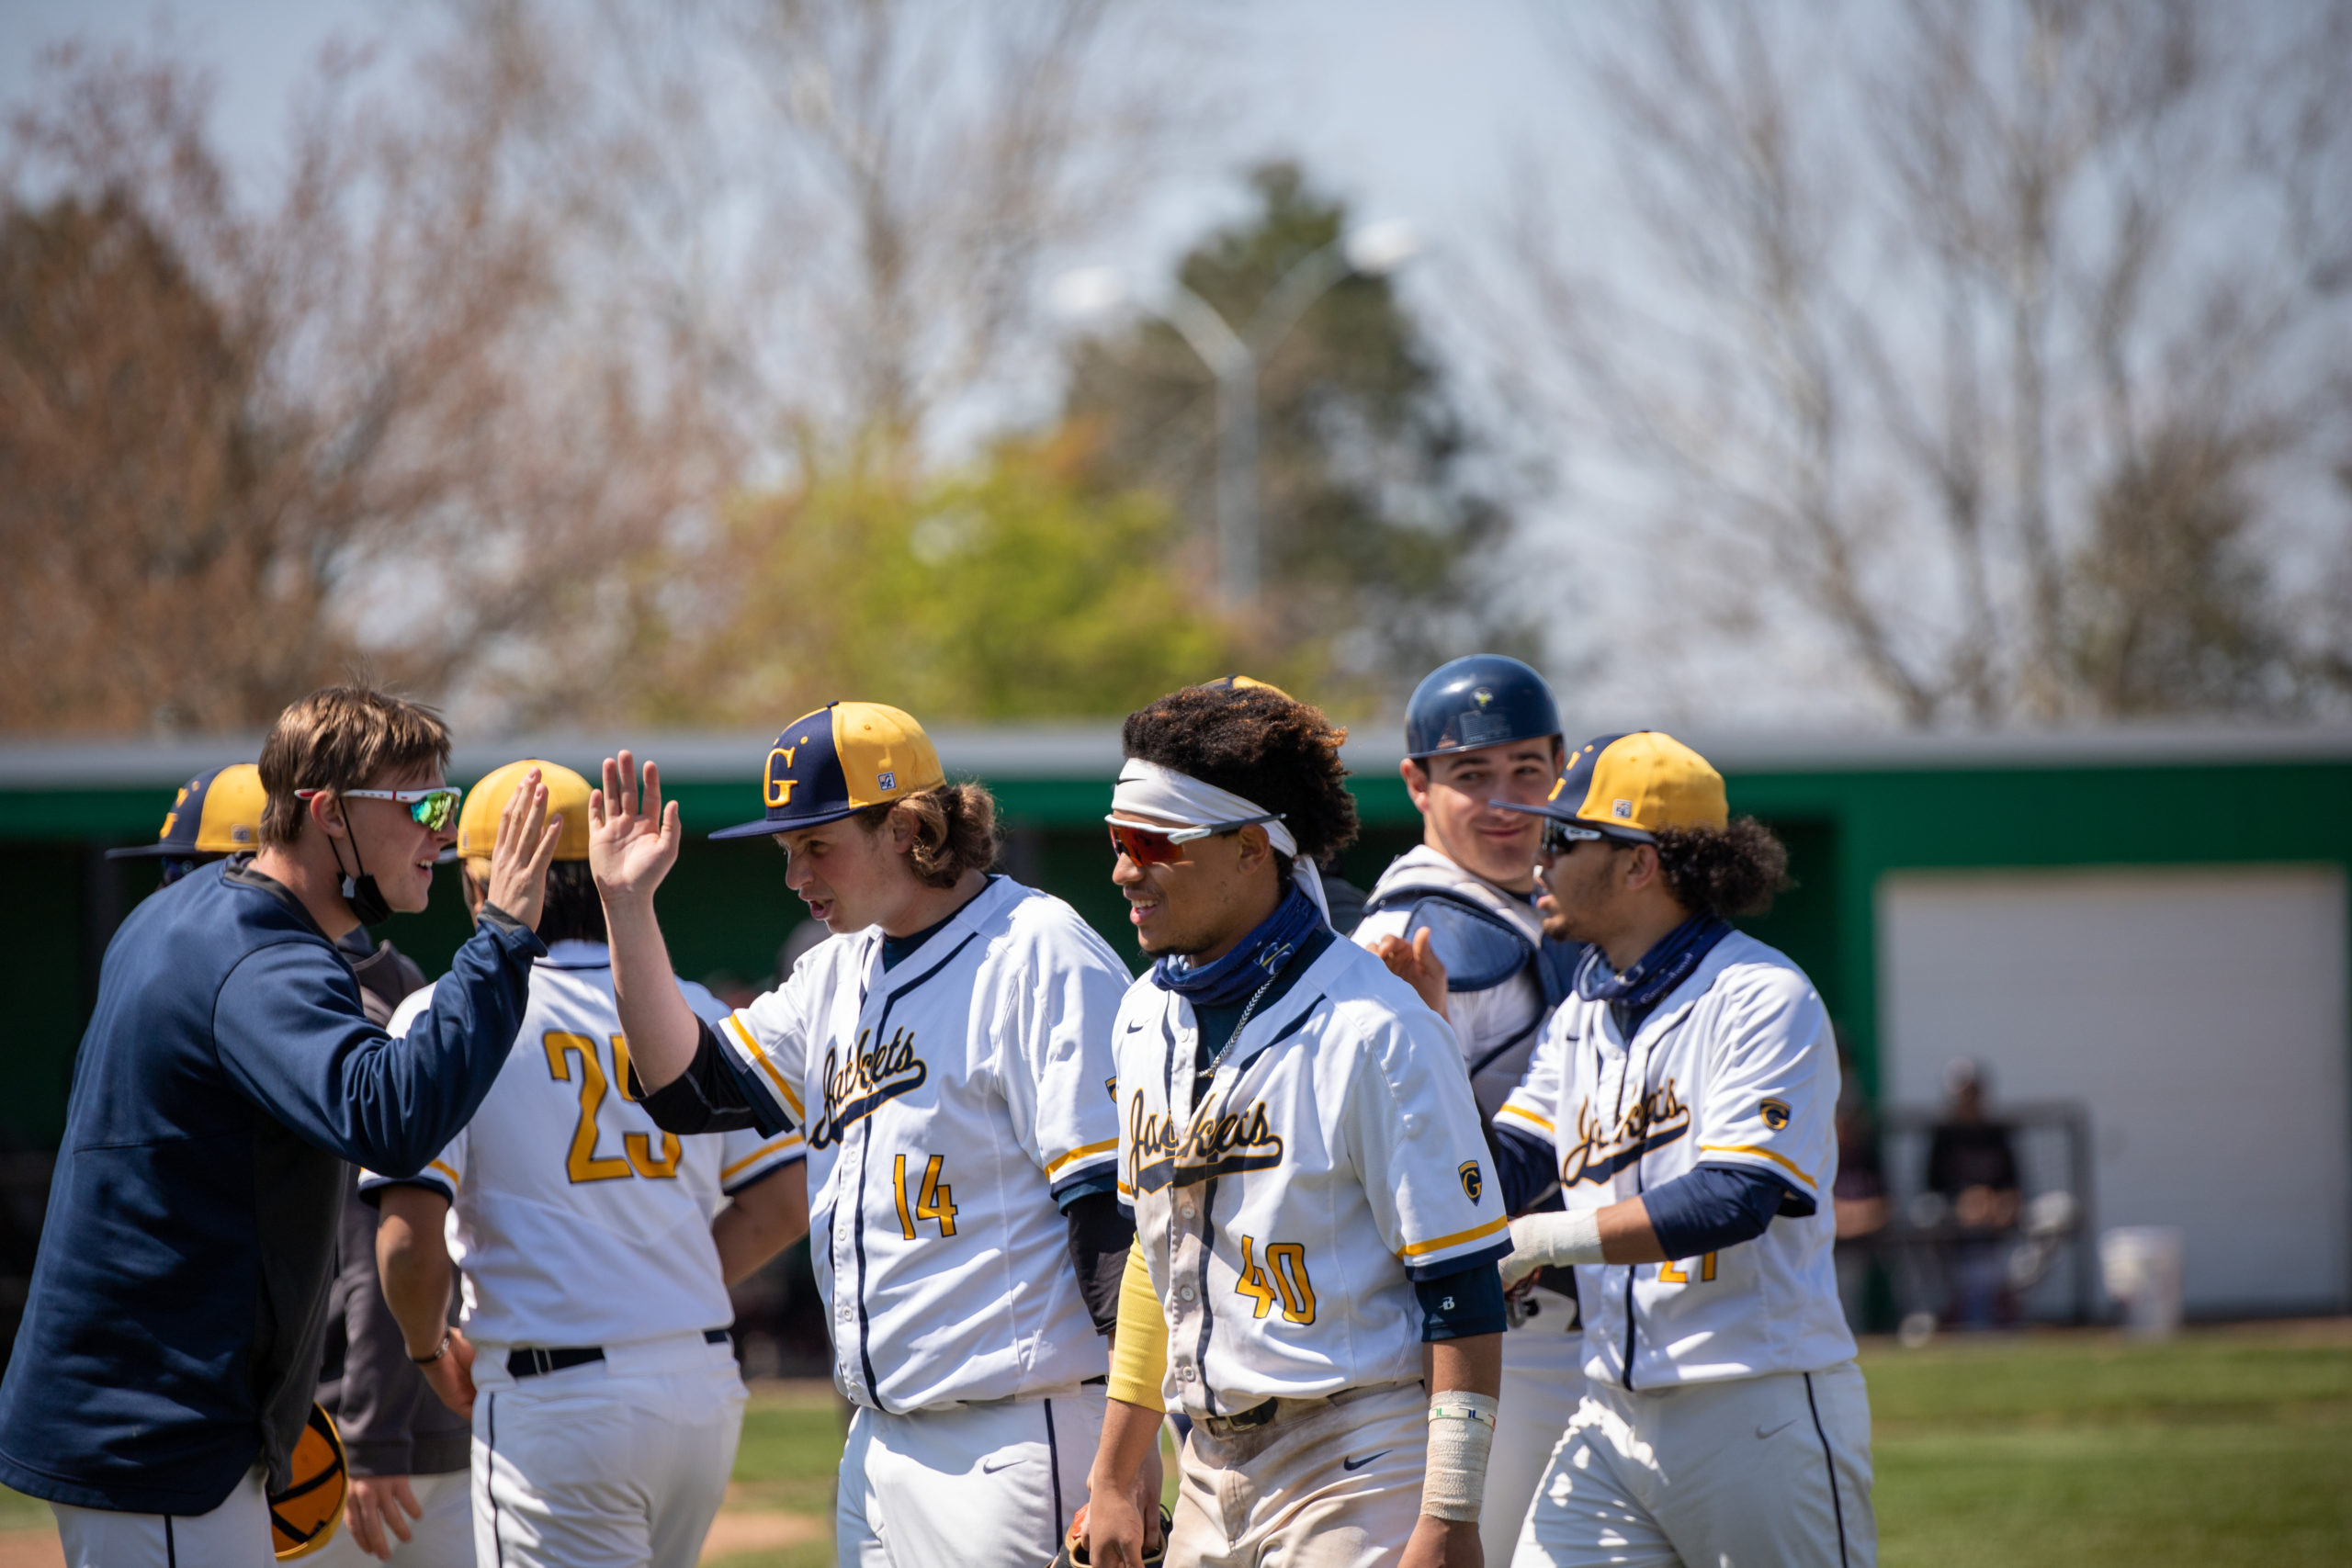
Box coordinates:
[544,1032,681,1184]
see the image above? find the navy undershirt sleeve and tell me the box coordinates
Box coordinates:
[632,1020,770,1135]
[1490,1122,1559,1215]
[1413,1258,1509,1342]
[1644,1162,1794,1260]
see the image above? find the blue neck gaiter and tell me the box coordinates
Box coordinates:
[1575,910,1733,1013]
[1150,881,1324,1008]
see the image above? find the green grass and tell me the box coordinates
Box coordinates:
[1863,1325,2352,1567]
[726,1383,852,1518]
[0,1485,44,1531]
[11,1327,2351,1566]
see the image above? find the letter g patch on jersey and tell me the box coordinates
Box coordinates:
[1459,1161,1484,1203]
[1760,1098,1791,1131]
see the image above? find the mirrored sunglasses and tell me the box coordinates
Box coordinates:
[300,785,464,832]
[1105,813,1281,867]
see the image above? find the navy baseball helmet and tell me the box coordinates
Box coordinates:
[1404,655,1561,759]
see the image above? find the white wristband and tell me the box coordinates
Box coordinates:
[1421,1392,1498,1522]
[1500,1209,1604,1288]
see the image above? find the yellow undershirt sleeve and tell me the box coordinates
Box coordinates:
[1107,1238,1170,1409]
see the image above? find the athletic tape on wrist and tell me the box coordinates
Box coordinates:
[1421,1392,1498,1522]
[1510,1207,1604,1274]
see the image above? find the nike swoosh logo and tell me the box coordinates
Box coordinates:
[981,1453,1028,1473]
[1756,1417,1802,1440]
[1341,1450,1391,1472]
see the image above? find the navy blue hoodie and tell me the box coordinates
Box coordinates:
[0,859,544,1514]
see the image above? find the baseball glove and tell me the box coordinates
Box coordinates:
[1049,1501,1173,1568]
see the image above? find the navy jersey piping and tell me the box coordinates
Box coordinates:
[1805,1372,1850,1567]
[849,929,982,1414]
[1611,1010,1697,1390]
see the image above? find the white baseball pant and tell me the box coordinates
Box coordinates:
[306,1471,472,1568]
[51,1466,272,1567]
[470,1330,747,1568]
[1169,1381,1428,1568]
[837,1382,1104,1568]
[1482,1296,1588,1563]
[1514,1360,1876,1568]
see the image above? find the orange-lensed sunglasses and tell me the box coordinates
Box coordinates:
[1106,813,1281,867]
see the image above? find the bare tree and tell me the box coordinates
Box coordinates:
[1496,0,2352,725]
[0,28,728,734]
[2,0,1191,733]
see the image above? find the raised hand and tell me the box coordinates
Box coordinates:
[589,750,682,907]
[482,767,564,929]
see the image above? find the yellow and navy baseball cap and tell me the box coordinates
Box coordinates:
[710,701,946,839]
[455,760,593,863]
[1498,731,1727,844]
[108,762,266,860]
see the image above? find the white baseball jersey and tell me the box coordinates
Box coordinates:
[1114,933,1506,1418]
[364,940,803,1349]
[711,875,1131,1413]
[1496,930,1854,1388]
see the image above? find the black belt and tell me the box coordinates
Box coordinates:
[508,1328,730,1380]
[1213,1397,1279,1432]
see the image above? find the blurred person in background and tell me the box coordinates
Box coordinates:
[1830,1045,1890,1335]
[1926,1059,2021,1330]
[0,686,560,1568]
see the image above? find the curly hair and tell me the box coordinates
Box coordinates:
[1653,817,1792,919]
[1121,682,1359,865]
[854,783,1001,889]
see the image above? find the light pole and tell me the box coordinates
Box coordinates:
[1052,219,1421,605]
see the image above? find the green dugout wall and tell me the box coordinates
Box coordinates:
[6,723,2349,1315]
[5,724,2350,1146]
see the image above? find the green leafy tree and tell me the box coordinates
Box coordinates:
[662,429,1241,724]
[1061,163,1532,711]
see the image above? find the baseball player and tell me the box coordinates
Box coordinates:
[0,686,560,1567]
[1353,655,1589,1562]
[585,702,1139,1568]
[105,761,268,884]
[360,759,808,1568]
[1487,732,1875,1567]
[1081,679,1507,1568]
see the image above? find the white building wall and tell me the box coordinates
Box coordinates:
[1878,866,2351,1316]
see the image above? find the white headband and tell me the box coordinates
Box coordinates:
[1109,758,1331,924]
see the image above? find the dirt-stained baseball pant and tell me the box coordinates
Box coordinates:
[1483,1300,1587,1562]
[51,1467,272,1568]
[1514,1361,1876,1568]
[837,1382,1104,1568]
[1169,1382,1428,1568]
[471,1331,746,1568]
[305,1472,471,1568]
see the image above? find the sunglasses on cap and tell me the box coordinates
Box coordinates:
[1105,813,1282,867]
[298,785,464,833]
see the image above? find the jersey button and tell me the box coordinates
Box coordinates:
[1177,1283,1196,1302]
[1181,1201,1197,1217]
[1174,1364,1194,1382]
